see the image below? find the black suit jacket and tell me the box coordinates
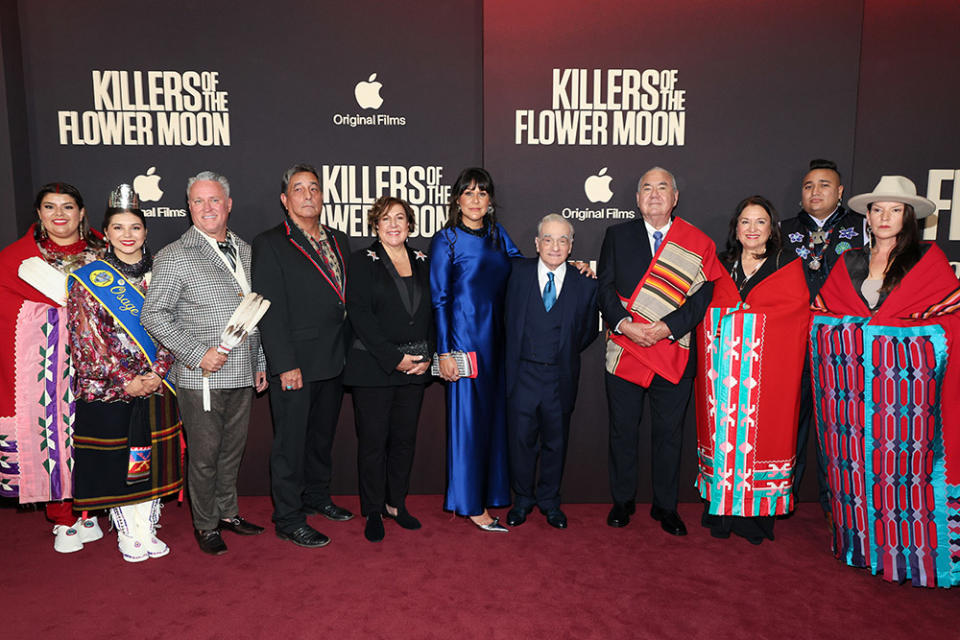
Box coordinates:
[343,241,434,387]
[504,258,598,414]
[252,218,351,381]
[597,218,714,378]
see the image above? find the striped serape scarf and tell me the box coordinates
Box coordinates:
[606,217,721,386]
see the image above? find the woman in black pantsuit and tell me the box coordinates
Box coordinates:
[344,196,434,542]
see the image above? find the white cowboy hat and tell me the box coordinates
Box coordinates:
[847,175,937,218]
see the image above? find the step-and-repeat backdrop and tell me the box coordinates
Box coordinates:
[11,0,959,501]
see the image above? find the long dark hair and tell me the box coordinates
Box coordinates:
[874,203,921,294]
[32,182,104,249]
[720,195,781,267]
[443,167,502,248]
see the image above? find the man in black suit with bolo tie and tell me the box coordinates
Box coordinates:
[504,214,598,529]
[598,166,718,536]
[252,164,354,548]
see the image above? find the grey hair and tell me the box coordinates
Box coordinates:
[280,163,321,193]
[186,170,230,198]
[637,166,677,192]
[537,213,574,238]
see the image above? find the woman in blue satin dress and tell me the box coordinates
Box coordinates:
[430,167,522,531]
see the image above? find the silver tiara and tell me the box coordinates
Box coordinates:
[108,184,141,209]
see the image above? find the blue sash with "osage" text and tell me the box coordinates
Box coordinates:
[68,260,175,394]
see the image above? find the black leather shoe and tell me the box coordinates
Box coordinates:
[606,500,636,527]
[219,515,264,536]
[383,508,421,530]
[194,529,228,555]
[544,508,568,529]
[364,514,385,542]
[650,505,687,536]
[276,524,331,548]
[304,502,354,521]
[506,506,533,527]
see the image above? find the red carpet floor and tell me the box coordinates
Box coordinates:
[5,496,955,639]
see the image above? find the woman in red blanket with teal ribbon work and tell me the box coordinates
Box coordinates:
[0,182,104,553]
[695,196,810,544]
[811,176,960,588]
[67,184,182,563]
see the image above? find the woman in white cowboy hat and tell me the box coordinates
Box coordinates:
[809,175,960,588]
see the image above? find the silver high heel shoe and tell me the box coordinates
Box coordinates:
[473,516,508,532]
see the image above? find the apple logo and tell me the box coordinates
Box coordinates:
[354,73,384,110]
[133,166,163,202]
[584,167,614,203]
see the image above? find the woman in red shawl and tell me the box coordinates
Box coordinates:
[0,183,104,552]
[695,196,810,544]
[811,176,960,588]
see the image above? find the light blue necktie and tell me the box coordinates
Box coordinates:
[653,230,663,253]
[543,272,556,312]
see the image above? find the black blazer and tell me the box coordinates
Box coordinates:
[504,258,598,414]
[343,241,434,387]
[597,218,714,378]
[252,218,351,381]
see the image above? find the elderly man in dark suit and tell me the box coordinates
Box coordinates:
[504,214,598,529]
[598,166,719,536]
[142,170,268,556]
[252,164,353,548]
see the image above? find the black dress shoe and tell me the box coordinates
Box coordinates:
[383,508,421,530]
[219,515,264,536]
[606,500,636,527]
[364,514,385,542]
[650,505,687,536]
[276,524,331,548]
[304,502,354,521]
[544,508,568,529]
[194,529,228,555]
[506,506,533,527]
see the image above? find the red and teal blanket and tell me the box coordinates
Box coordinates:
[695,260,810,517]
[812,244,960,588]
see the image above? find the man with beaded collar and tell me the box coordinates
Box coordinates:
[780,159,868,517]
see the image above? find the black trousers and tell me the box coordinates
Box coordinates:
[793,356,831,513]
[269,375,343,532]
[507,361,570,511]
[352,384,424,517]
[605,371,692,510]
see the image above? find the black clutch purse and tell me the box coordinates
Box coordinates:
[396,339,430,361]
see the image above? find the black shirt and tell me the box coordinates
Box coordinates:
[780,206,867,302]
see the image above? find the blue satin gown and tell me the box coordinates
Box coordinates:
[430,222,522,516]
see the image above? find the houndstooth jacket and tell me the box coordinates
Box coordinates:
[142,225,266,390]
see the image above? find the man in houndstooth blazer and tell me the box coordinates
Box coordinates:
[142,170,268,556]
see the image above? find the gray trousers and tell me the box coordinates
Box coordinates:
[177,387,253,530]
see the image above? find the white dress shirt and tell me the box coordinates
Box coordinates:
[538,258,567,299]
[644,218,672,256]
